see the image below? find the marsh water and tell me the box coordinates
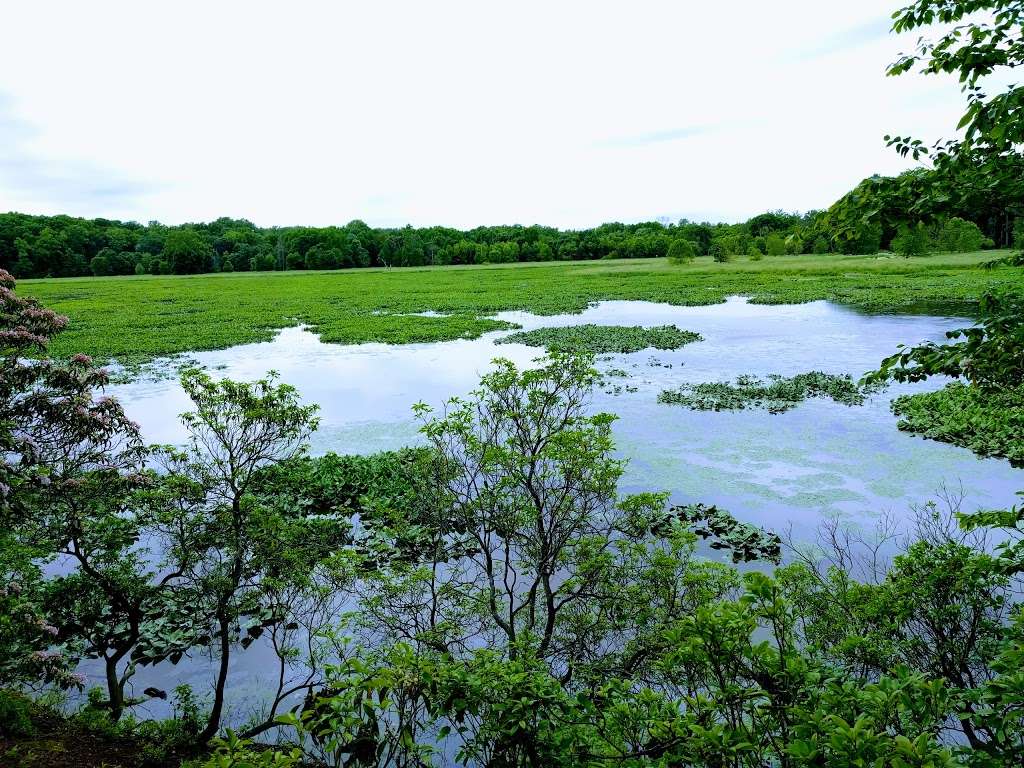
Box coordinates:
[113,297,1022,524]
[95,297,1024,724]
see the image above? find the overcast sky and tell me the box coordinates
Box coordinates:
[0,1,977,229]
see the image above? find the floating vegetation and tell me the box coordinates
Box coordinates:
[496,324,702,354]
[602,382,639,396]
[649,502,781,563]
[891,382,1024,467]
[658,372,882,414]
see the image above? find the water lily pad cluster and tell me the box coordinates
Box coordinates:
[497,324,702,354]
[650,502,781,563]
[658,371,882,414]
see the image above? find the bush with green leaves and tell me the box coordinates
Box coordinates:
[666,238,695,264]
[937,217,985,253]
[891,221,932,258]
[765,232,787,256]
[0,690,35,737]
[710,243,730,262]
[747,244,763,261]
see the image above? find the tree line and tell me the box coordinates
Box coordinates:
[1,164,1018,280]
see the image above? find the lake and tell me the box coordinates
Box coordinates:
[112,296,1022,529]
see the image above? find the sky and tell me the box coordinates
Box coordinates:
[0,0,982,229]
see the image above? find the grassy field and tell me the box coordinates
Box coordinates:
[19,251,1023,364]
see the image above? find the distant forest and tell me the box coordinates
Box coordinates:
[2,163,1021,279]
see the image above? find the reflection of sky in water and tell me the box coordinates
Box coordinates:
[112,296,1023,527]
[98,298,1024,723]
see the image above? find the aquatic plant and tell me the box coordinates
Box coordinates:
[650,502,782,563]
[497,324,702,354]
[658,371,881,414]
[891,382,1024,467]
[867,291,1024,465]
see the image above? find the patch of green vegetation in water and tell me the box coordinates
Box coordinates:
[658,372,881,414]
[891,382,1024,467]
[496,324,702,354]
[18,252,1020,366]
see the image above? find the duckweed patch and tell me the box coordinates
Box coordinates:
[890,382,1024,467]
[497,324,702,354]
[658,372,881,414]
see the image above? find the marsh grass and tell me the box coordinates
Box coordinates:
[19,251,1019,367]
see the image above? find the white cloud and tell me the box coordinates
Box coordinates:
[0,0,981,228]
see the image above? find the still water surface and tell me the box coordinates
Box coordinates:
[113,296,1022,526]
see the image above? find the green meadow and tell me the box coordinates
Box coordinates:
[20,251,1020,365]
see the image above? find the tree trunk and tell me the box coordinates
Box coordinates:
[198,611,232,743]
[104,654,125,721]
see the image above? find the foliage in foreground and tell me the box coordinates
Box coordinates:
[496,323,702,354]
[196,354,1021,767]
[658,371,880,414]
[5,264,1024,765]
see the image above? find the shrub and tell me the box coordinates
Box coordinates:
[709,243,729,262]
[784,234,803,254]
[812,236,830,254]
[0,690,34,737]
[1014,218,1024,251]
[666,239,695,264]
[747,244,763,261]
[891,222,931,258]
[937,217,985,253]
[765,233,786,256]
